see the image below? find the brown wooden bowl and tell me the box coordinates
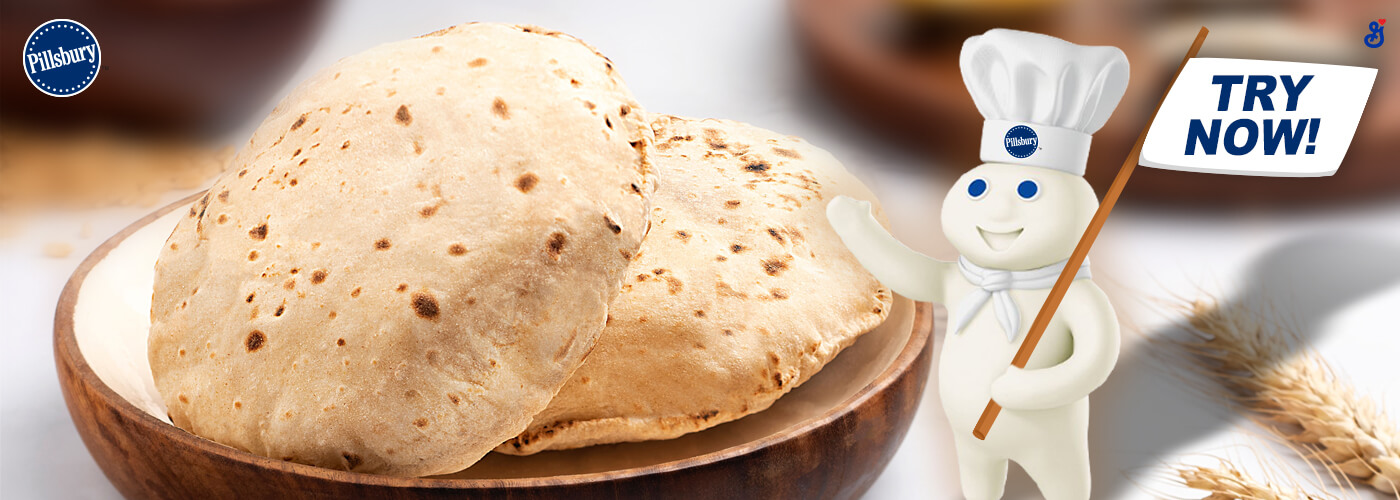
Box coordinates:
[55,193,936,499]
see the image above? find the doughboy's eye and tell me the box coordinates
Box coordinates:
[967,178,988,200]
[1016,180,1040,201]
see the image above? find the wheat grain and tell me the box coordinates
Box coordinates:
[1174,460,1334,500]
[1174,296,1400,495]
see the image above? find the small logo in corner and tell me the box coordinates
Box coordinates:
[22,19,101,97]
[1004,125,1039,159]
[1364,18,1385,48]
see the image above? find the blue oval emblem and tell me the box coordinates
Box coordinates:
[22,19,101,97]
[1003,125,1038,159]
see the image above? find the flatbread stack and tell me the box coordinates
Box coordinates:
[149,23,890,477]
[499,115,891,454]
[148,23,652,477]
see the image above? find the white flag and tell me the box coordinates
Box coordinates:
[1140,58,1377,177]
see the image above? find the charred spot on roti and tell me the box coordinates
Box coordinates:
[675,230,690,241]
[217,190,230,202]
[396,283,408,292]
[248,250,259,261]
[772,147,802,159]
[730,244,745,253]
[342,453,362,470]
[583,100,596,110]
[468,57,488,67]
[604,116,612,129]
[179,394,189,403]
[694,310,706,318]
[290,114,308,131]
[766,228,784,242]
[292,148,302,158]
[311,270,327,284]
[545,232,567,260]
[761,257,790,276]
[603,215,622,234]
[411,292,440,319]
[413,418,428,428]
[664,277,683,294]
[515,173,539,193]
[336,338,345,346]
[350,287,361,298]
[245,331,266,352]
[283,279,296,290]
[492,98,510,119]
[374,238,391,250]
[447,243,467,256]
[246,293,255,303]
[744,162,770,173]
[216,214,229,224]
[274,304,285,317]
[724,200,741,209]
[248,224,268,240]
[447,393,460,405]
[395,105,412,125]
[619,104,631,117]
[770,288,789,300]
[341,140,350,150]
[419,205,437,217]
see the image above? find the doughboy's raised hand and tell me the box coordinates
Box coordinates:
[826,195,872,232]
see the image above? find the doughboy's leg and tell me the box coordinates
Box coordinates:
[1016,434,1091,500]
[953,436,1008,500]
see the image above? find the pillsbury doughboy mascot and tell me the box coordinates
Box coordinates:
[827,29,1127,500]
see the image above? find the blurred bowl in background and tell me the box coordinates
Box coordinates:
[1,0,328,135]
[791,0,1400,205]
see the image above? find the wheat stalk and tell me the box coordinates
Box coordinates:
[1173,296,1400,495]
[1174,460,1335,500]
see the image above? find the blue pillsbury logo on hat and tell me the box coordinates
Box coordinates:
[1003,125,1039,159]
[22,19,101,97]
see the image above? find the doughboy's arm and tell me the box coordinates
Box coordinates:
[989,280,1120,410]
[826,196,948,304]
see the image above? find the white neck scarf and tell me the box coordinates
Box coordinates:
[953,256,1092,342]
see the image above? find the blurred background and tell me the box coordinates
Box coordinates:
[2,1,1397,498]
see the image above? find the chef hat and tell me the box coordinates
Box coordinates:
[960,29,1130,176]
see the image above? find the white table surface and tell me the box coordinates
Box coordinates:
[4,1,1398,498]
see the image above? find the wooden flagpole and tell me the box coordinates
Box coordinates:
[971,27,1209,440]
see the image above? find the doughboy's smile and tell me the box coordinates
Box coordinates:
[977,226,1023,251]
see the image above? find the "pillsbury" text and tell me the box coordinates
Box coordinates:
[27,44,98,74]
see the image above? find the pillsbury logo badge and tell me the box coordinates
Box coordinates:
[22,19,101,97]
[1003,125,1039,159]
